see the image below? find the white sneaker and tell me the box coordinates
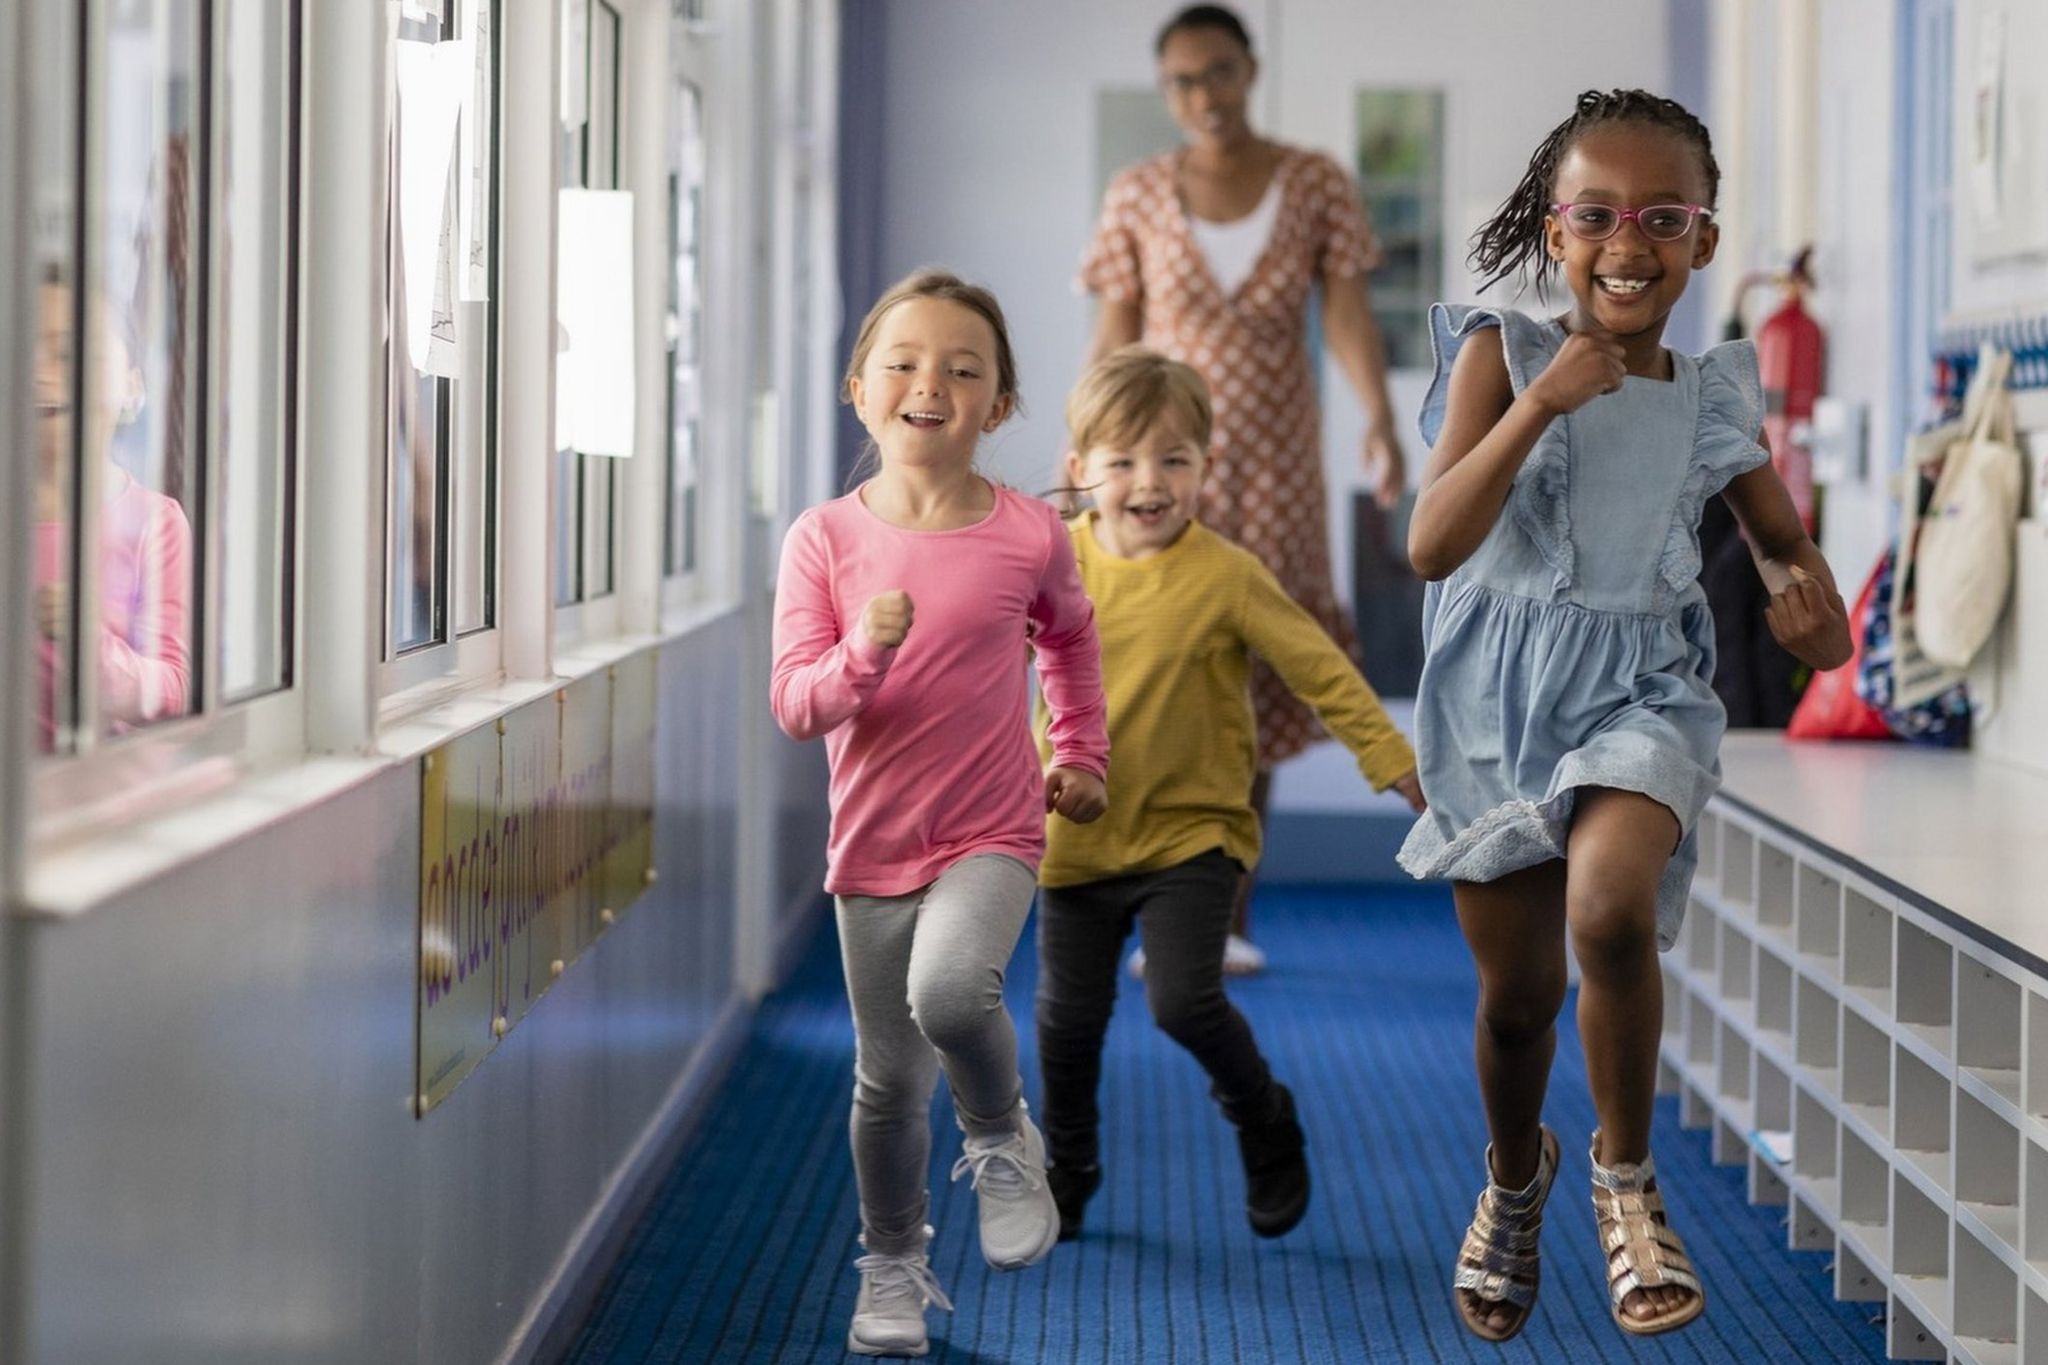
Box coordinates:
[1223,933,1268,976]
[847,1226,951,1358]
[1126,945,1146,979]
[950,1102,1060,1270]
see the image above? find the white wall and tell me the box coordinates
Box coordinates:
[1810,0,1902,584]
[863,0,1671,811]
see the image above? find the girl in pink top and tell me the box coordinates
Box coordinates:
[772,270,1109,1356]
[33,278,194,752]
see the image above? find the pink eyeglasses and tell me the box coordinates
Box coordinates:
[1550,201,1712,242]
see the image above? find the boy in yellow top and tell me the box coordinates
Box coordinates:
[1035,345,1425,1243]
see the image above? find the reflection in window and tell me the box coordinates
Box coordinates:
[84,0,204,740]
[555,0,622,608]
[665,80,705,578]
[387,0,498,658]
[33,274,79,754]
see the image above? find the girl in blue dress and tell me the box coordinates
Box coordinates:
[1399,90,1853,1342]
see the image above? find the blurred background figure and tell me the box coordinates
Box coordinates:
[1078,4,1407,975]
[33,273,194,752]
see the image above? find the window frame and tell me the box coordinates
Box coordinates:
[552,0,628,648]
[376,0,505,711]
[29,0,309,842]
[659,0,743,626]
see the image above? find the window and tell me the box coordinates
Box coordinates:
[1352,89,1444,370]
[214,0,302,701]
[554,0,623,610]
[35,0,300,759]
[385,0,499,684]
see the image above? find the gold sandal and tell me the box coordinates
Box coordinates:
[1452,1125,1559,1342]
[1590,1133,1706,1336]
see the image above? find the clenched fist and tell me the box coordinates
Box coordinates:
[1766,566,1853,671]
[1526,328,1628,416]
[1044,766,1107,824]
[861,590,914,649]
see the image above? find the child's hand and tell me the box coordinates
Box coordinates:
[1391,770,1426,814]
[35,582,66,640]
[860,590,914,648]
[1044,766,1107,824]
[1766,565,1854,671]
[1525,329,1627,416]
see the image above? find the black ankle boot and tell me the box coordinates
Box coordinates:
[1046,1162,1101,1242]
[1237,1081,1309,1237]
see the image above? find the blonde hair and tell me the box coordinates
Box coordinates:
[1066,345,1212,458]
[841,268,1021,412]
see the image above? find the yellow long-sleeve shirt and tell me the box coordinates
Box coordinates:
[1037,514,1416,888]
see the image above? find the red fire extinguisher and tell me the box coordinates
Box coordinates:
[1750,248,1825,534]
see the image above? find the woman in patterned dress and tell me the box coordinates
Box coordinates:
[1077,4,1406,971]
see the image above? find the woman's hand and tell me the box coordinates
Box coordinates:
[860,590,914,648]
[1364,420,1407,510]
[1390,769,1426,814]
[1766,565,1854,671]
[1044,766,1108,823]
[1524,328,1627,416]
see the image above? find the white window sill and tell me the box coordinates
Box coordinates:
[21,754,389,919]
[17,604,743,920]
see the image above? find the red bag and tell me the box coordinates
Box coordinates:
[1785,559,1896,741]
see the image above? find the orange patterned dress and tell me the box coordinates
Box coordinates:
[1079,143,1382,767]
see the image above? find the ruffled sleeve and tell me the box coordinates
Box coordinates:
[1305,150,1383,279]
[1417,303,1575,598]
[1659,339,1774,593]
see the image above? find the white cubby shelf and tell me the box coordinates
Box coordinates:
[1662,735,2048,1364]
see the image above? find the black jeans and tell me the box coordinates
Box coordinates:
[1035,850,1277,1170]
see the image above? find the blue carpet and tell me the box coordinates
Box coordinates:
[566,883,1889,1363]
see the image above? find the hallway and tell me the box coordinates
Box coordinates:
[568,885,1890,1362]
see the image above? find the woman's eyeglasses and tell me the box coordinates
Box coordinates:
[1160,59,1247,98]
[1550,202,1712,242]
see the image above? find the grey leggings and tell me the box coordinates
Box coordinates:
[835,853,1036,1252]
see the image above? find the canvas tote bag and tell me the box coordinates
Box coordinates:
[1917,349,2022,669]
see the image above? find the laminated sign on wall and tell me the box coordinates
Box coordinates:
[415,653,658,1114]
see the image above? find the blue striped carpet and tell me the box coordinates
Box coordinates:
[566,883,1888,1363]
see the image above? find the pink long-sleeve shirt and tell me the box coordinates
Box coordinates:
[35,474,194,749]
[772,484,1110,897]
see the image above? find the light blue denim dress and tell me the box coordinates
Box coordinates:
[1396,304,1771,947]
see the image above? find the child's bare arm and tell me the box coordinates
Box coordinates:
[1408,327,1625,580]
[1721,450,1853,671]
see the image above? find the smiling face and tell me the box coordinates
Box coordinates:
[1157,24,1256,151]
[1068,419,1205,559]
[1545,123,1718,340]
[846,296,1012,475]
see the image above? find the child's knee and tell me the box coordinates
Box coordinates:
[1568,877,1660,974]
[1477,977,1565,1045]
[1146,977,1226,1042]
[907,971,1002,1051]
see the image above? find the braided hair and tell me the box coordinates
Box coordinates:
[1468,89,1720,295]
